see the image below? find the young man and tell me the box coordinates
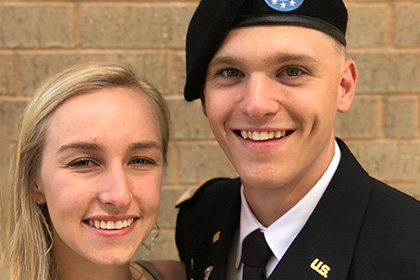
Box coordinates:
[176,0,420,279]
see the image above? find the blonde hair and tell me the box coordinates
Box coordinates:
[0,62,170,280]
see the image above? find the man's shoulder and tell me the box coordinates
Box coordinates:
[175,177,241,255]
[369,177,420,218]
[176,177,241,209]
[349,179,420,277]
[337,138,420,216]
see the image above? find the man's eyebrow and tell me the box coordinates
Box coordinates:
[266,53,323,66]
[57,142,104,154]
[209,53,323,67]
[208,56,241,67]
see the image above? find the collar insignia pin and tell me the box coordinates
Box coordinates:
[204,266,214,280]
[212,231,221,243]
[310,258,331,278]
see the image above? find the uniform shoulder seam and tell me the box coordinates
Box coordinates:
[175,177,225,207]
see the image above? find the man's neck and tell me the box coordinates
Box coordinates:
[242,141,339,227]
[243,180,317,227]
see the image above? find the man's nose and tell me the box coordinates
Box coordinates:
[238,75,281,119]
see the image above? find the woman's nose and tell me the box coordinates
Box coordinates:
[98,166,132,209]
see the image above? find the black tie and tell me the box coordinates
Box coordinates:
[241,229,273,280]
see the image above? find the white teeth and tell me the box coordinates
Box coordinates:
[252,131,260,140]
[241,130,248,139]
[88,218,135,230]
[240,130,289,141]
[260,131,268,141]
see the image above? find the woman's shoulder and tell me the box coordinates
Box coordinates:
[132,260,186,280]
[132,261,165,280]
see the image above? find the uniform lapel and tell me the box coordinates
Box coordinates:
[269,139,373,279]
[207,179,241,280]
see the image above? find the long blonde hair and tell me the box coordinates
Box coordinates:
[0,62,170,280]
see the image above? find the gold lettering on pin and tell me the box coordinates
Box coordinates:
[213,231,221,243]
[204,266,214,280]
[310,258,330,278]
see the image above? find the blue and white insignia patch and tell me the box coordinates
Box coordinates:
[263,0,304,12]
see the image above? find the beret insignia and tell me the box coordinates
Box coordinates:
[264,0,304,12]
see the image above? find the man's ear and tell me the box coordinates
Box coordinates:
[202,104,207,117]
[32,180,46,204]
[337,58,357,113]
[200,95,208,117]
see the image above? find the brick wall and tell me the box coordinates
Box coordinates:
[0,0,419,274]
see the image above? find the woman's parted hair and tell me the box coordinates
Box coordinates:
[0,62,170,280]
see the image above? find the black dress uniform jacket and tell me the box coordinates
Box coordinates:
[176,139,420,280]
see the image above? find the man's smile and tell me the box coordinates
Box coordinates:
[235,130,294,141]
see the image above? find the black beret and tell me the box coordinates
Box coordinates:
[184,0,348,101]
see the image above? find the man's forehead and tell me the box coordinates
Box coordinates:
[214,25,338,57]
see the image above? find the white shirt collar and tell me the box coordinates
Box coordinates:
[235,141,342,268]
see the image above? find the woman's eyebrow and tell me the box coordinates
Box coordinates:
[57,141,162,154]
[127,141,162,152]
[57,142,104,154]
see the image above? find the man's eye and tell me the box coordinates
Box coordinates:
[129,158,155,165]
[285,68,301,77]
[220,68,242,78]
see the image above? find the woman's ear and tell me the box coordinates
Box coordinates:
[32,180,46,204]
[337,58,357,113]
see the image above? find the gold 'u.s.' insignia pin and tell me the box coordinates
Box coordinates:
[212,231,221,243]
[204,266,214,280]
[310,258,331,278]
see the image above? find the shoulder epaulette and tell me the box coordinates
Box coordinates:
[175,177,223,207]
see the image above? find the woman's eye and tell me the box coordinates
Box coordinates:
[68,158,95,167]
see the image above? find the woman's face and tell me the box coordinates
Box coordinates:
[33,87,163,266]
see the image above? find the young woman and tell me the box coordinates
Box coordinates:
[0,62,184,280]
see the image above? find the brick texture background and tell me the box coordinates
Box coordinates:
[0,0,419,277]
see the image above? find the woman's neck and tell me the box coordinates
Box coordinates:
[52,247,133,280]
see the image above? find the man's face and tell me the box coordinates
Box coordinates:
[203,25,355,194]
